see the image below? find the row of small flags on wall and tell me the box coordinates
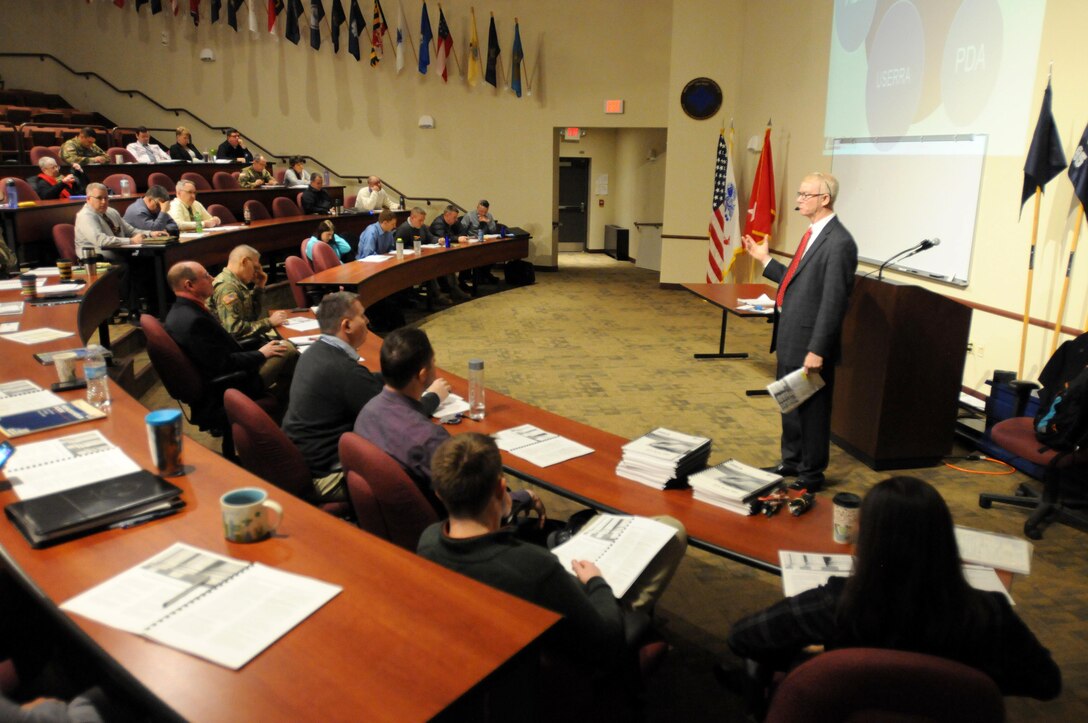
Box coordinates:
[83,0,533,96]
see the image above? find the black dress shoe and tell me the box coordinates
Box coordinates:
[788,479,823,492]
[762,464,799,477]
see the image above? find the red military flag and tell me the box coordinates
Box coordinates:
[743,127,776,245]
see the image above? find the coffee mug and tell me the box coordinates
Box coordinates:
[220,487,283,543]
[54,351,79,384]
[832,492,861,544]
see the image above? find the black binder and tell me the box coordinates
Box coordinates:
[5,471,184,548]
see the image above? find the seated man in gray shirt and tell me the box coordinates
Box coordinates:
[122,185,179,235]
[283,292,447,501]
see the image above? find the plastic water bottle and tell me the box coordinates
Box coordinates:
[477,227,484,243]
[468,359,486,421]
[85,345,111,411]
[243,204,252,225]
[194,208,203,233]
[120,178,131,196]
[4,179,16,208]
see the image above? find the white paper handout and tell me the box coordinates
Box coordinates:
[432,393,470,418]
[3,431,142,500]
[493,424,594,467]
[0,328,75,345]
[767,368,825,414]
[61,543,342,670]
[551,515,676,598]
[282,317,320,332]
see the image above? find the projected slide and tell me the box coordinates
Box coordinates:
[825,0,1046,155]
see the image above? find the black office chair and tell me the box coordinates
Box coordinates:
[980,334,1088,539]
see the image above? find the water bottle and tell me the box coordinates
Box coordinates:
[243,204,252,225]
[395,239,404,260]
[477,227,484,243]
[85,345,111,410]
[194,208,203,233]
[467,359,486,421]
[4,179,16,208]
[120,178,131,196]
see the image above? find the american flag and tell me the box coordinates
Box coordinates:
[706,129,739,283]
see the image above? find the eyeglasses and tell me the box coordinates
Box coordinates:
[88,195,109,201]
[796,192,827,200]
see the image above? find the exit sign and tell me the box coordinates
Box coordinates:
[562,127,582,141]
[604,99,625,114]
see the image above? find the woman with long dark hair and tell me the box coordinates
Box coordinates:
[727,476,1060,699]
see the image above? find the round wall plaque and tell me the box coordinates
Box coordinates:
[680,77,723,120]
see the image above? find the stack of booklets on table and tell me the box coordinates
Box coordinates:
[688,459,783,515]
[0,380,105,437]
[616,428,712,489]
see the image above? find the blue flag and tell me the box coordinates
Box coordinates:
[330,0,345,52]
[510,21,524,98]
[418,2,432,74]
[1022,81,1066,211]
[310,0,325,50]
[1070,122,1088,212]
[347,0,366,61]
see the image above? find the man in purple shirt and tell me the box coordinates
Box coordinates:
[353,327,453,513]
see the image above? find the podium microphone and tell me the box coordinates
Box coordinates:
[877,238,940,281]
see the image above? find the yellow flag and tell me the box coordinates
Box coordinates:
[467,8,482,87]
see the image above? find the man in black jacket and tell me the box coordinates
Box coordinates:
[301,174,334,215]
[164,262,293,408]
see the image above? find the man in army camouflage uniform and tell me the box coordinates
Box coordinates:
[238,156,275,188]
[60,127,109,167]
[211,245,298,395]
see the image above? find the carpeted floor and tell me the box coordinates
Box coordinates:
[415,253,1087,722]
[140,253,1086,720]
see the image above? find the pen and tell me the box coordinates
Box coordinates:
[109,507,181,530]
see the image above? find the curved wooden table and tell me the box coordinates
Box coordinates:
[0,274,557,722]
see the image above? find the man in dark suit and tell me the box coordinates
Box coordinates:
[742,172,857,492]
[164,261,294,407]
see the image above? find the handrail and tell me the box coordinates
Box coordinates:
[634,221,663,229]
[0,53,358,183]
[0,52,476,215]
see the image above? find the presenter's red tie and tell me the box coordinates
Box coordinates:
[775,227,812,309]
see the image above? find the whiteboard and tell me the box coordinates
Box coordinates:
[829,135,987,287]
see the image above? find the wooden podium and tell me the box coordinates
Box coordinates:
[831,276,971,470]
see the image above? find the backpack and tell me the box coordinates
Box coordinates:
[504,259,535,287]
[1034,363,1088,450]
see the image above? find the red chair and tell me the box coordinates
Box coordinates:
[284,256,313,308]
[102,173,136,196]
[212,171,240,190]
[206,203,237,224]
[105,147,137,164]
[274,168,287,184]
[224,390,352,518]
[180,171,212,191]
[52,223,76,260]
[763,648,1004,723]
[28,145,60,165]
[345,193,357,208]
[311,242,341,272]
[0,176,40,203]
[272,196,302,218]
[147,171,174,190]
[339,434,394,540]
[243,199,270,221]
[296,191,305,209]
[337,435,438,550]
[141,314,273,459]
[299,239,315,268]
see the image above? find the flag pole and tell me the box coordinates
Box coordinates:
[1019,186,1043,377]
[1052,205,1083,353]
